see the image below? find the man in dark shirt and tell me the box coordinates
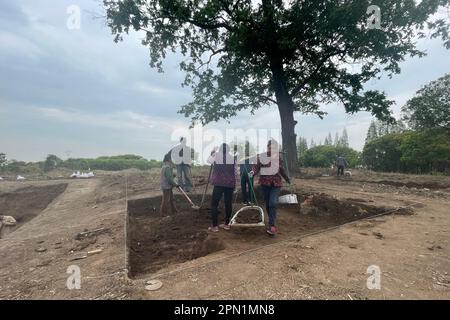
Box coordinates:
[335,155,349,176]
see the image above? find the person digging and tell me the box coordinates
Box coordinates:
[335,155,349,177]
[159,152,179,215]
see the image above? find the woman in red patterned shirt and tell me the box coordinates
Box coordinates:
[250,140,291,235]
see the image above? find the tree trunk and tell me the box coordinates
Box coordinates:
[262,0,299,174]
[278,102,299,174]
[271,63,300,173]
[270,60,299,174]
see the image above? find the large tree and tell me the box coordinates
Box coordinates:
[104,0,450,172]
[402,73,450,131]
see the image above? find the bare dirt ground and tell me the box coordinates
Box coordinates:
[0,168,449,300]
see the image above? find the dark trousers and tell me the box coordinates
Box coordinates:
[261,185,281,227]
[211,186,234,227]
[240,173,254,203]
[177,164,193,191]
[160,189,177,215]
[337,166,345,176]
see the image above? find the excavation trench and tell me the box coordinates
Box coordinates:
[0,184,68,238]
[127,188,408,278]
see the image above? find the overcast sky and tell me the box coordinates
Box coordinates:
[1,0,449,162]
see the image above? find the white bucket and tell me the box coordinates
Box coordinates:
[278,194,298,204]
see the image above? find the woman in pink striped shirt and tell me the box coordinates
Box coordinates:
[207,143,238,232]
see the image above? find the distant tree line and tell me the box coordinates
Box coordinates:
[363,128,450,174]
[62,154,161,171]
[298,74,450,174]
[0,154,162,174]
[363,74,450,174]
[297,128,362,168]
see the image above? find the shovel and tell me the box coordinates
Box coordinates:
[199,164,213,210]
[177,186,200,210]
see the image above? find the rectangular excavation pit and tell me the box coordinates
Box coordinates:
[0,183,68,237]
[127,190,408,278]
[127,193,224,278]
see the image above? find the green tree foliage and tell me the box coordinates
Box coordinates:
[302,145,361,168]
[365,120,378,144]
[387,119,407,134]
[3,160,41,174]
[363,133,404,172]
[43,154,63,172]
[402,74,450,131]
[63,155,161,171]
[97,154,145,160]
[324,133,333,146]
[363,129,450,174]
[297,136,308,165]
[340,128,349,148]
[0,154,162,174]
[376,119,406,136]
[0,153,7,171]
[104,0,450,173]
[365,118,407,145]
[334,132,340,146]
[400,129,450,173]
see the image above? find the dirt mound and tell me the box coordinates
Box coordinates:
[0,183,67,236]
[345,198,371,203]
[368,180,449,190]
[309,193,386,222]
[127,193,206,216]
[234,208,263,224]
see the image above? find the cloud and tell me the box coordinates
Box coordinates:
[34,106,183,132]
[133,81,185,96]
[1,0,449,162]
[0,31,45,60]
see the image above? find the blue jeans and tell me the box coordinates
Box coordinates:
[261,185,281,227]
[176,164,193,192]
[240,173,255,203]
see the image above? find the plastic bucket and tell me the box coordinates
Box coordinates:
[278,194,298,204]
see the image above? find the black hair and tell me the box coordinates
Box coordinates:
[163,152,172,162]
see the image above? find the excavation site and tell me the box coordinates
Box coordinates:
[126,189,404,278]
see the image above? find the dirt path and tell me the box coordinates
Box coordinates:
[0,178,127,299]
[0,172,449,299]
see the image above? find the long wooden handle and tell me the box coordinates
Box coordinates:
[199,164,213,208]
[178,186,196,207]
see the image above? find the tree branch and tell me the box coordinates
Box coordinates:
[290,48,347,97]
